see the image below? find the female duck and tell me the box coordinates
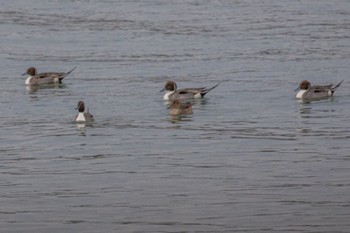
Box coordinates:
[169,100,193,115]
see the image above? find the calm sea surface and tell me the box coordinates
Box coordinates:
[1,0,350,232]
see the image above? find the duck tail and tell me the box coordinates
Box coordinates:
[65,66,77,76]
[201,82,220,97]
[331,80,344,94]
[61,66,77,80]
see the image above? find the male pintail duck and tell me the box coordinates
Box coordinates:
[75,101,95,123]
[295,80,344,100]
[169,100,193,115]
[161,80,220,101]
[22,66,77,85]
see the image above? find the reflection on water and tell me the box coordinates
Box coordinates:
[297,96,336,104]
[76,124,87,135]
[298,101,339,119]
[75,123,89,136]
[26,83,65,94]
[169,114,193,123]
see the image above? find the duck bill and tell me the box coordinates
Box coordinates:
[294,87,300,92]
[21,71,27,76]
[160,87,166,92]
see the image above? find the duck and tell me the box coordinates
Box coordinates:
[295,80,343,100]
[75,101,95,123]
[22,66,77,85]
[169,100,193,115]
[161,80,220,101]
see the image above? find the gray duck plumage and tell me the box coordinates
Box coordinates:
[75,101,95,123]
[161,80,220,101]
[23,66,77,85]
[295,80,343,100]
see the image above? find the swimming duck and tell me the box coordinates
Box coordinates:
[169,100,193,115]
[295,80,343,100]
[161,80,220,101]
[22,66,77,85]
[75,101,94,123]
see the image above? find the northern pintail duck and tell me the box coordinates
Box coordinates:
[22,66,77,85]
[295,80,344,100]
[169,100,193,115]
[161,80,220,101]
[75,101,95,123]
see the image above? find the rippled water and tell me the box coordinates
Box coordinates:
[1,0,350,232]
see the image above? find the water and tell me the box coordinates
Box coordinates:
[1,0,350,232]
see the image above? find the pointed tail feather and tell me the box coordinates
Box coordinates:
[331,80,344,94]
[332,80,343,90]
[61,66,77,79]
[202,82,220,97]
[65,66,77,76]
[331,80,344,95]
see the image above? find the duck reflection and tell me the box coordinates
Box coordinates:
[26,83,64,94]
[76,123,87,136]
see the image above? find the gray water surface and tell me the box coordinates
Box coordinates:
[1,0,350,232]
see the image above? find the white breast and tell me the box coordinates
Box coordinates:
[25,76,33,85]
[296,90,307,99]
[163,91,174,100]
[75,112,86,122]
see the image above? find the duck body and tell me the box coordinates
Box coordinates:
[169,100,193,115]
[161,80,220,101]
[23,66,77,85]
[75,101,94,123]
[295,80,343,100]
